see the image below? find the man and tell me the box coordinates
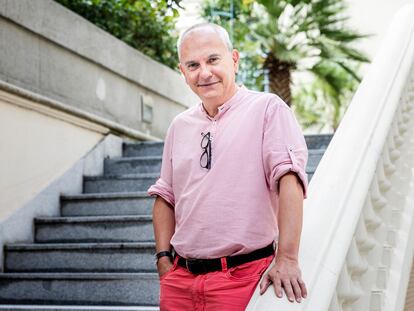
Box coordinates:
[148,22,308,311]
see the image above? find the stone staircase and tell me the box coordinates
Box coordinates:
[0,134,332,310]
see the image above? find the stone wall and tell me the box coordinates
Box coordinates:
[0,0,198,139]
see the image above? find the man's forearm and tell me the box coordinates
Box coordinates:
[259,172,307,301]
[152,196,175,253]
[277,172,304,259]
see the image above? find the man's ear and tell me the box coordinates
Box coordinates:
[178,63,185,75]
[178,63,189,84]
[232,49,240,73]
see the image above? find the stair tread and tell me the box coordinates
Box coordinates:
[0,306,159,310]
[107,156,162,162]
[124,141,163,146]
[308,149,326,154]
[111,150,325,159]
[0,272,158,279]
[34,215,152,223]
[84,174,158,180]
[5,242,155,250]
[305,133,334,138]
[61,192,150,200]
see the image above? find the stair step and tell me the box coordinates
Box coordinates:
[305,134,333,150]
[123,142,164,157]
[0,272,159,306]
[4,242,156,273]
[60,192,154,216]
[104,157,162,176]
[0,134,330,308]
[34,216,154,243]
[307,149,325,173]
[122,135,330,158]
[83,174,158,194]
[0,306,159,310]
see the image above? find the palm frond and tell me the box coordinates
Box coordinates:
[337,45,370,62]
[336,61,362,82]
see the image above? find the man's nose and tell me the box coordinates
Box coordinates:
[199,65,213,79]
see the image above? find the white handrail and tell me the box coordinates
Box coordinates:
[247,4,414,310]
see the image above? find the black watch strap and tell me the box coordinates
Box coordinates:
[156,251,173,262]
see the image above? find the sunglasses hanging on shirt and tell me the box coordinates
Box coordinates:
[200,132,212,170]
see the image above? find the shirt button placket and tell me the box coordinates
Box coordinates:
[211,119,217,142]
[209,119,217,168]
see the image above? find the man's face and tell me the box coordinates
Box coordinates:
[178,28,239,105]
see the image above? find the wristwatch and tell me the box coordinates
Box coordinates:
[155,251,173,264]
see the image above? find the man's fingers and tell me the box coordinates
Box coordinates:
[299,278,308,298]
[271,276,283,298]
[291,278,303,303]
[259,274,272,295]
[281,278,295,302]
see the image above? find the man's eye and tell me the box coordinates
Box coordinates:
[188,63,198,70]
[209,57,219,63]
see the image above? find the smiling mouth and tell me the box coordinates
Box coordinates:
[197,81,221,87]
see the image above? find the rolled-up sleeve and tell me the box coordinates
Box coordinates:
[263,100,308,198]
[147,124,175,207]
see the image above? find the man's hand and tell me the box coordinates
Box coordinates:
[261,172,307,302]
[157,256,174,278]
[259,255,307,303]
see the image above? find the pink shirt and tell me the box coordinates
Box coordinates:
[148,86,308,259]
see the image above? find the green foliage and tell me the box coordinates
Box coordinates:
[293,60,360,130]
[202,0,370,131]
[202,0,264,90]
[255,0,369,131]
[55,0,182,69]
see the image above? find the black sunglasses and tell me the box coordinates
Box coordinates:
[200,132,212,170]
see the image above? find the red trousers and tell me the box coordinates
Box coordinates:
[159,255,274,311]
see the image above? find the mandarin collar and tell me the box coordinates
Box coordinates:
[199,85,247,121]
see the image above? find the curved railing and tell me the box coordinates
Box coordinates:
[247,4,414,311]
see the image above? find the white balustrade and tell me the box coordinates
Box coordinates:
[246,4,414,311]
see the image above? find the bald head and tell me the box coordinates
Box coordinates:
[177,23,233,61]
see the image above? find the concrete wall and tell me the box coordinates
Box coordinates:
[0,0,198,139]
[0,84,126,271]
[0,88,103,223]
[0,0,200,271]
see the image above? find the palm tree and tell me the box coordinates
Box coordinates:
[202,0,369,131]
[255,0,369,106]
